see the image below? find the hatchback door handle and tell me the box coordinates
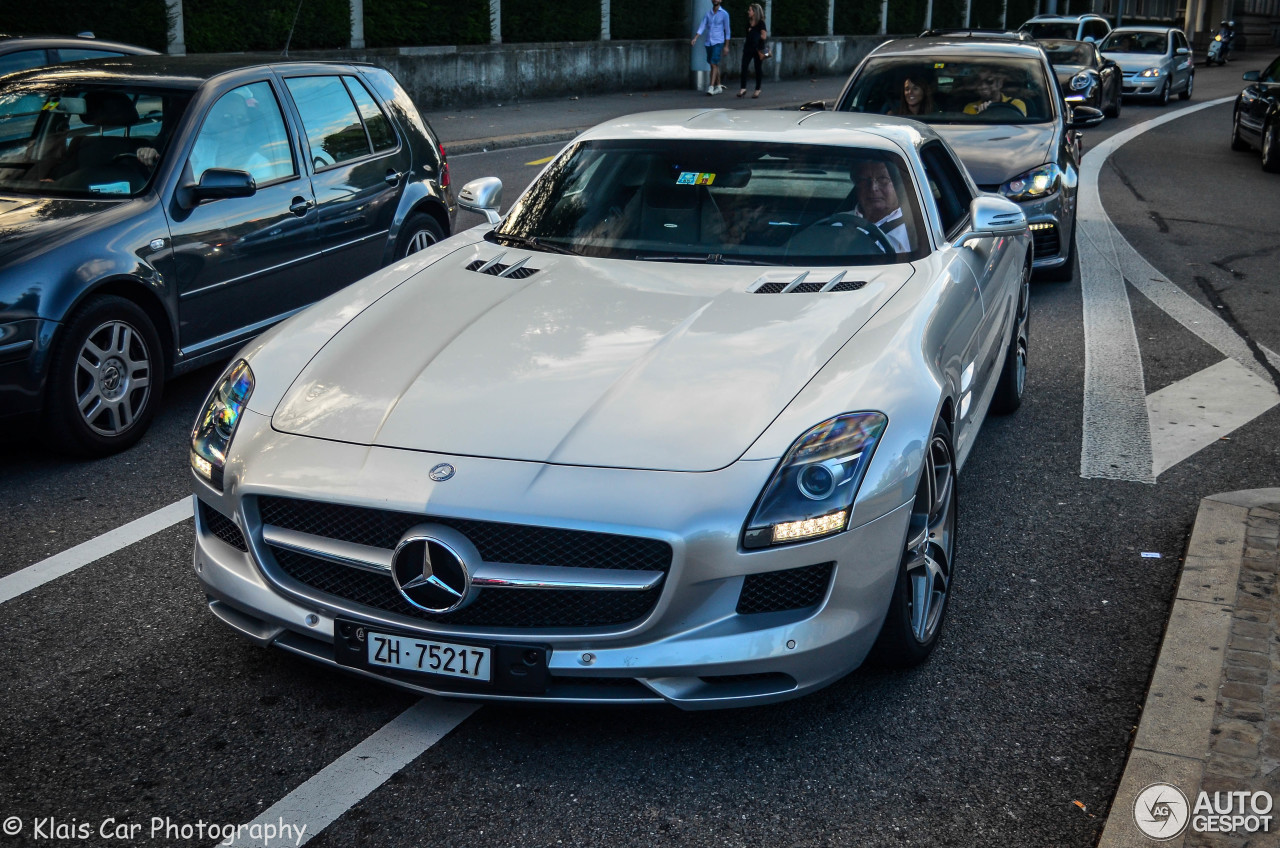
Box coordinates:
[384,169,402,186]
[289,197,314,216]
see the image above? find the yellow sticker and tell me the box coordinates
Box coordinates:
[41,100,60,111]
[934,63,946,69]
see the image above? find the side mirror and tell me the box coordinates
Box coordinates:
[178,168,256,209]
[1175,46,1190,55]
[1243,70,1261,82]
[799,99,828,112]
[458,176,504,224]
[953,196,1027,247]
[1083,35,1096,43]
[1068,105,1105,128]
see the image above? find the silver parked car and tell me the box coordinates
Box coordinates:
[1099,26,1195,105]
[190,110,1031,709]
[832,37,1102,281]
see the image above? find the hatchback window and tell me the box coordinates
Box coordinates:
[343,76,396,152]
[0,49,48,76]
[56,49,125,63]
[1100,31,1167,54]
[285,75,371,169]
[188,82,295,186]
[839,56,1054,124]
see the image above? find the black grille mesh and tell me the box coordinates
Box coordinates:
[256,496,671,572]
[830,279,867,292]
[465,259,538,279]
[736,562,834,615]
[270,548,662,628]
[754,282,787,294]
[1031,225,1061,260]
[792,281,825,293]
[200,500,247,552]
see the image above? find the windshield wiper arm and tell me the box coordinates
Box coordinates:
[488,232,581,256]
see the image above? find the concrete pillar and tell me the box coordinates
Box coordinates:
[1001,0,1008,27]
[880,0,889,34]
[350,0,365,49]
[765,0,773,31]
[491,0,502,44]
[690,0,711,91]
[827,0,835,34]
[165,0,185,55]
[601,0,610,39]
[964,0,973,25]
[925,0,934,29]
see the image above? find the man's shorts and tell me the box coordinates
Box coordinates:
[705,42,724,65]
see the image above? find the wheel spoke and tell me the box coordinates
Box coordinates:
[79,390,102,417]
[117,398,135,429]
[910,569,932,641]
[81,339,106,365]
[77,353,100,379]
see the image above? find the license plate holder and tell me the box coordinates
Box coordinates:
[333,619,549,694]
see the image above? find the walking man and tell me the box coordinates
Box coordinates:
[692,0,731,95]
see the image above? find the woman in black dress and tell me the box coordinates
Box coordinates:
[737,3,768,99]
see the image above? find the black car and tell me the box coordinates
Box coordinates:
[0,56,455,455]
[0,33,157,76]
[1040,39,1122,119]
[1231,56,1280,172]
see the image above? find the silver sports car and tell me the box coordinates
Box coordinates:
[189,110,1031,709]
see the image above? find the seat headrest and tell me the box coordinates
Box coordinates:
[82,91,138,128]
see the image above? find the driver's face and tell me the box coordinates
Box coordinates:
[976,73,1005,100]
[855,162,899,222]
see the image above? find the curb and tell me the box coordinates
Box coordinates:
[1098,488,1280,847]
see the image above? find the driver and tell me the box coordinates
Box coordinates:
[963,69,1027,116]
[850,160,909,253]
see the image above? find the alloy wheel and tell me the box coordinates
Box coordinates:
[903,431,956,644]
[75,319,152,437]
[405,229,438,254]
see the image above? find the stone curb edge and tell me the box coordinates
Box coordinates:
[1097,488,1280,848]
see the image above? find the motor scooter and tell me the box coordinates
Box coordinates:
[1207,21,1235,65]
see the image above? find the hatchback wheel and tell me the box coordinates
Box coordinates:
[870,418,956,667]
[43,295,164,456]
[1263,119,1280,173]
[1180,72,1193,100]
[1157,78,1171,106]
[395,213,445,259]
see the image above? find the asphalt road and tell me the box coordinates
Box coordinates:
[1,59,1278,847]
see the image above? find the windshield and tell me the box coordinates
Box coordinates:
[0,83,190,198]
[838,56,1055,124]
[1100,31,1167,53]
[1022,22,1079,39]
[1041,41,1095,67]
[491,139,927,266]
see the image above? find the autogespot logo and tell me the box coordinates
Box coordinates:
[1134,783,1190,840]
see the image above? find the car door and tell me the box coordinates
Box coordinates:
[162,78,321,354]
[1172,31,1192,90]
[1244,57,1280,134]
[282,73,411,295]
[918,142,997,451]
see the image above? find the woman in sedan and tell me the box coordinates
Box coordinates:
[889,73,937,116]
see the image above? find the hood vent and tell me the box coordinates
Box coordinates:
[750,271,866,294]
[465,253,539,279]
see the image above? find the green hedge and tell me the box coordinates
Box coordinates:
[5,0,171,52]
[771,0,831,36]
[501,0,600,42]
[184,0,350,52]
[612,0,687,39]
[365,0,490,47]
[835,0,884,35]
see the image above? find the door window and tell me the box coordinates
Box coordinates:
[0,49,49,76]
[343,76,397,152]
[188,82,296,186]
[1262,58,1280,83]
[920,142,972,238]
[285,75,373,169]
[55,49,125,62]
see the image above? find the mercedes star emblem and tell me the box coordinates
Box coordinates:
[391,534,470,613]
[429,463,455,482]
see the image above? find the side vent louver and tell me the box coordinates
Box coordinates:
[465,253,539,279]
[750,271,868,294]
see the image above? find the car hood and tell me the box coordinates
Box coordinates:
[1102,52,1167,72]
[928,123,1057,187]
[0,193,128,270]
[271,244,916,471]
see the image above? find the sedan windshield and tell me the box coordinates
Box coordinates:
[1021,22,1080,39]
[1041,41,1096,67]
[838,56,1054,124]
[0,83,190,198]
[1100,31,1167,53]
[491,139,927,266]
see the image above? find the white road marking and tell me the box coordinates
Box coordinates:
[0,497,192,606]
[1077,96,1255,483]
[222,698,479,846]
[1148,358,1280,476]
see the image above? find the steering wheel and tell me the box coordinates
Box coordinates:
[790,213,898,261]
[840,214,898,259]
[979,101,1026,119]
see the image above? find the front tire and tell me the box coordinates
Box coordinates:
[870,418,956,668]
[394,212,444,260]
[1157,78,1171,106]
[1263,119,1280,173]
[42,295,164,456]
[1231,108,1252,151]
[1180,72,1194,100]
[991,261,1030,415]
[1104,82,1122,118]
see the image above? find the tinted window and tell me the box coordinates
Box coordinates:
[920,142,971,236]
[1022,22,1079,39]
[285,75,371,168]
[1175,32,1189,51]
[1042,41,1095,66]
[1262,57,1280,83]
[189,82,296,186]
[1087,20,1110,40]
[343,76,396,152]
[0,49,48,76]
[840,56,1055,123]
[56,49,125,62]
[1101,31,1167,54]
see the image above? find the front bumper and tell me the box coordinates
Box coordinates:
[1121,73,1165,96]
[192,415,914,709]
[0,318,57,422]
[980,189,1074,270]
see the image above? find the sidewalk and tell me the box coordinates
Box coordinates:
[1100,490,1280,847]
[420,75,850,155]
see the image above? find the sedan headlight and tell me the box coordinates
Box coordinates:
[190,359,254,489]
[1069,72,1093,91]
[999,163,1062,202]
[743,412,887,549]
[1138,67,1165,77]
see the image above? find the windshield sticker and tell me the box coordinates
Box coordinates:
[676,172,715,185]
[89,182,132,195]
[41,99,60,111]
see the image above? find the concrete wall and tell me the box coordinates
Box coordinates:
[273,35,891,110]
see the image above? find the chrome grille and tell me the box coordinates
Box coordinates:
[736,562,834,614]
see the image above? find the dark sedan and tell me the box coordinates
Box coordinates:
[1231,55,1280,171]
[1041,39,1122,119]
[0,56,455,455]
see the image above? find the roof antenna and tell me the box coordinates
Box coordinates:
[281,0,306,56]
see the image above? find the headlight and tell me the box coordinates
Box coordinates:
[1070,72,1093,91]
[999,163,1062,202]
[742,412,887,549]
[1138,67,1164,77]
[190,359,254,489]
[1214,33,1223,41]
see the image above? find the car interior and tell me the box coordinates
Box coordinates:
[842,60,1052,122]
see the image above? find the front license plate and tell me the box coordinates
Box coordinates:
[366,631,492,683]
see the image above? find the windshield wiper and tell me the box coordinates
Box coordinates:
[639,253,778,266]
[487,232,581,256]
